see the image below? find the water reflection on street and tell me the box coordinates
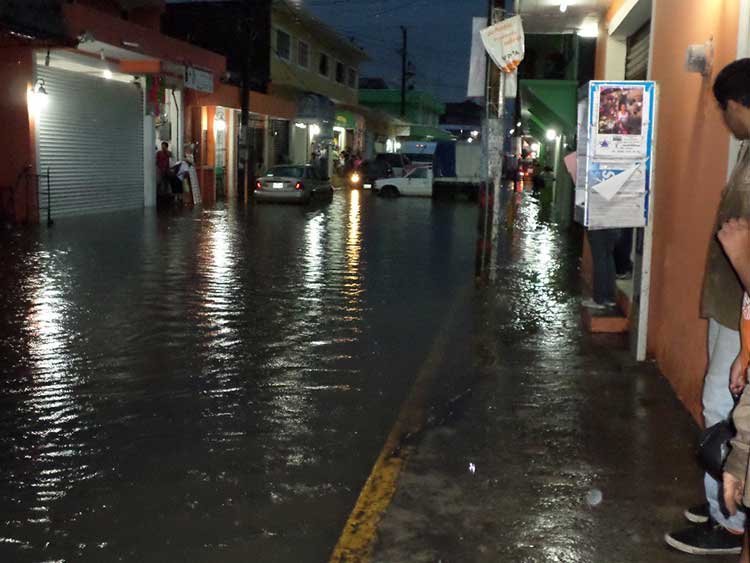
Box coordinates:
[0,191,479,562]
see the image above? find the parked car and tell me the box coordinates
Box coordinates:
[374,165,433,198]
[254,164,333,203]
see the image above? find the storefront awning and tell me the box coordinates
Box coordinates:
[297,92,336,123]
[520,79,578,138]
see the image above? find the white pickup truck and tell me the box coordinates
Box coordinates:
[373,165,434,197]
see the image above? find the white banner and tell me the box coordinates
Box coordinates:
[467,16,488,97]
[480,15,525,73]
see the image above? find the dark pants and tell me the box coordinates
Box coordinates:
[588,228,621,304]
[613,228,633,275]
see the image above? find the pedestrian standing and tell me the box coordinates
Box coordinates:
[665,58,750,557]
[717,217,750,563]
[582,229,620,309]
[156,142,172,195]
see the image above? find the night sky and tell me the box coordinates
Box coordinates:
[304,0,488,103]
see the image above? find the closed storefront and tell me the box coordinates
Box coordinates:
[36,63,144,218]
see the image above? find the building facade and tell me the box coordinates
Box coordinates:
[0,0,227,222]
[163,0,295,200]
[269,0,369,167]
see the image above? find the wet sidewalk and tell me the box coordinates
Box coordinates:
[369,195,731,562]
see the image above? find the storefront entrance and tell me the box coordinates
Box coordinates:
[36,55,144,218]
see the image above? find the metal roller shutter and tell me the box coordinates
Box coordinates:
[37,66,144,218]
[625,22,650,81]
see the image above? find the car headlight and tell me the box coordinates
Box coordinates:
[350,172,361,183]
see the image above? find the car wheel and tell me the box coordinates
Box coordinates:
[380,185,399,198]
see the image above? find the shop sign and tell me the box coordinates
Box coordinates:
[480,15,525,73]
[574,81,658,229]
[185,66,214,93]
[335,110,356,129]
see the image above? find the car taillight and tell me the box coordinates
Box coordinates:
[255,180,262,189]
[295,182,303,190]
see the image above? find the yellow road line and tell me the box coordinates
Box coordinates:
[329,286,469,563]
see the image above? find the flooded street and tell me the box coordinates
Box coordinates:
[0,191,479,562]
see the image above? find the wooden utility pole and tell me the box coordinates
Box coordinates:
[400,26,407,117]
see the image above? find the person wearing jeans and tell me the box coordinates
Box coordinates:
[665,58,750,556]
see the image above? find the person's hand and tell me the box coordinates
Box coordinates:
[718,217,750,265]
[724,471,745,515]
[730,354,747,395]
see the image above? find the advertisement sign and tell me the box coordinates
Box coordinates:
[574,81,657,229]
[184,66,214,93]
[480,15,525,73]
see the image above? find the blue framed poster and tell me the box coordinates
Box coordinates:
[574,80,657,229]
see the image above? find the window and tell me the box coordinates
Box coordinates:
[319,52,329,77]
[297,40,309,68]
[269,165,304,178]
[347,67,357,89]
[409,167,429,179]
[276,29,291,61]
[335,61,345,84]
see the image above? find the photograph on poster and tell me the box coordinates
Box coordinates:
[597,86,644,135]
[593,83,650,158]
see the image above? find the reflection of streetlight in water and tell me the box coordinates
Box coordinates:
[346,190,362,296]
[27,267,80,520]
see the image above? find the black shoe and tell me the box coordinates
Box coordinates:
[665,520,742,555]
[684,502,709,524]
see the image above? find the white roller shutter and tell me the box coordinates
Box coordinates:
[37,66,144,218]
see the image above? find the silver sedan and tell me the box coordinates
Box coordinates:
[254,165,333,204]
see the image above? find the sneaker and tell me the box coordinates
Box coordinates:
[581,298,606,310]
[665,520,742,555]
[684,502,709,524]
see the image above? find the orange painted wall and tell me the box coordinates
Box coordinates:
[648,0,740,421]
[63,2,225,75]
[0,47,36,223]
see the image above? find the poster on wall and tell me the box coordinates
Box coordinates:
[574,81,657,229]
[593,84,651,158]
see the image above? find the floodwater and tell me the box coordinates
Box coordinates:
[0,191,480,562]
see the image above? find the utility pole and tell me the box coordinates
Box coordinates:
[480,0,509,282]
[240,0,254,203]
[400,25,407,118]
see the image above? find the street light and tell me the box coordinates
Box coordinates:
[546,129,558,141]
[578,21,600,38]
[27,79,49,114]
[100,49,112,80]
